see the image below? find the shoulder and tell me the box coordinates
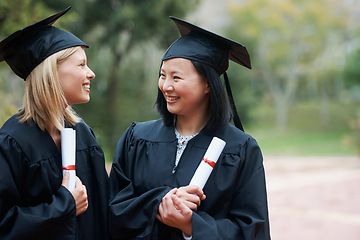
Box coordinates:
[0,114,41,146]
[0,115,57,161]
[72,119,101,150]
[216,123,260,155]
[0,116,22,152]
[127,119,176,143]
[1,114,28,136]
[73,119,93,136]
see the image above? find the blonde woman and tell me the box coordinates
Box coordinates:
[0,7,109,240]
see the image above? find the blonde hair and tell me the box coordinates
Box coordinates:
[19,46,82,131]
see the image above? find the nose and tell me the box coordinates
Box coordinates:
[162,78,174,92]
[87,67,95,80]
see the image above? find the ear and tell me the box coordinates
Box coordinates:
[204,78,210,94]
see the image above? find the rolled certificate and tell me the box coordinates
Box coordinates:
[189,137,226,189]
[61,128,76,191]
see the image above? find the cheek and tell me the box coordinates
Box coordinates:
[59,74,82,97]
[58,67,73,84]
[158,79,164,91]
[60,77,76,94]
[61,84,76,101]
[184,84,208,102]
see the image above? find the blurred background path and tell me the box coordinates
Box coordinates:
[265,156,360,240]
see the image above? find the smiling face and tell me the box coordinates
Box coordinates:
[57,47,95,106]
[158,58,210,119]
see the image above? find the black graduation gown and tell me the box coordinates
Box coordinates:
[109,119,271,240]
[0,114,109,240]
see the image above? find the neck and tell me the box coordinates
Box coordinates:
[176,113,208,136]
[46,123,62,150]
[46,124,60,136]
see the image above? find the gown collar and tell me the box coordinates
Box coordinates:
[132,119,215,149]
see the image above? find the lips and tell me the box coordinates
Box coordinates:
[83,83,90,92]
[164,94,180,103]
[166,96,179,101]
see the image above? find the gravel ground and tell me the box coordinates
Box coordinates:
[264,156,360,240]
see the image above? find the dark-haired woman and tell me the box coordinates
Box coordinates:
[109,17,271,240]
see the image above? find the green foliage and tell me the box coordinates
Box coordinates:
[0,0,69,127]
[0,0,51,37]
[0,0,200,161]
[68,0,200,159]
[343,48,360,88]
[2,0,359,160]
[225,0,356,129]
[225,62,259,127]
[0,90,19,125]
[0,69,24,125]
[248,101,359,156]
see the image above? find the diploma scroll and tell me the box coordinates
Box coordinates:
[189,137,226,189]
[61,128,76,191]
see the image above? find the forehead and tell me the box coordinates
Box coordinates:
[161,57,195,71]
[65,47,86,61]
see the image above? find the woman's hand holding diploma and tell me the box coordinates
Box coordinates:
[157,137,223,235]
[176,185,206,210]
[157,188,197,236]
[62,171,88,216]
[157,186,205,235]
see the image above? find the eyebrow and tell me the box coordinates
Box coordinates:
[160,68,184,75]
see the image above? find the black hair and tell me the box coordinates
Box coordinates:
[155,59,232,134]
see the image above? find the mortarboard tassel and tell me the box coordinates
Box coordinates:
[224,72,244,132]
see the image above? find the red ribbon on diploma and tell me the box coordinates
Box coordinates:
[62,165,75,170]
[202,158,216,168]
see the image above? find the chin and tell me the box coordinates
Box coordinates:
[81,96,90,103]
[82,99,90,104]
[167,107,177,115]
[70,98,90,105]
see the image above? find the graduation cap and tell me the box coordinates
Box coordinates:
[162,16,251,131]
[0,6,88,80]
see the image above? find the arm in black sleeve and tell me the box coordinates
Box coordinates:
[191,137,271,240]
[0,135,76,240]
[109,125,171,240]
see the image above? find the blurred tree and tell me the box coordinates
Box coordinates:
[1,1,199,160]
[343,49,360,154]
[0,0,54,37]
[63,0,199,157]
[0,0,62,126]
[226,0,354,129]
[343,48,360,89]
